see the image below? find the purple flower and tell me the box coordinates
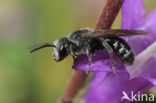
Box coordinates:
[73,0,156,102]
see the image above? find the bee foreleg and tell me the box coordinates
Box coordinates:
[70,44,77,60]
[100,39,116,74]
[72,55,76,60]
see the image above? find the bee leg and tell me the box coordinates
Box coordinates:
[86,54,92,74]
[101,39,116,74]
[70,45,77,60]
[86,46,92,74]
[71,54,78,70]
[72,55,76,60]
[71,53,79,60]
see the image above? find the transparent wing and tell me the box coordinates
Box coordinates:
[81,29,148,40]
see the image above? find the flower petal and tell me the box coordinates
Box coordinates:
[121,0,145,29]
[83,72,153,103]
[126,9,156,55]
[139,55,156,78]
[126,35,154,56]
[124,9,156,55]
[141,8,156,35]
[128,42,156,79]
[73,51,126,72]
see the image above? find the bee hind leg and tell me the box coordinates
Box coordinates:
[100,39,116,74]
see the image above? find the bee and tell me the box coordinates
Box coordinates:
[28,28,147,73]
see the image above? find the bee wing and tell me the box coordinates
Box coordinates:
[103,29,148,36]
[81,29,148,40]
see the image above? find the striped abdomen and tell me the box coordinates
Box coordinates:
[104,36,134,65]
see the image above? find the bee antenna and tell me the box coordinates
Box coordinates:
[27,43,56,53]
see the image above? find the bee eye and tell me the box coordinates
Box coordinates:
[60,46,67,55]
[60,46,64,50]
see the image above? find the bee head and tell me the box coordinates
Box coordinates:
[53,37,70,62]
[28,37,70,62]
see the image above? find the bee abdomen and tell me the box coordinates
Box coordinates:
[104,37,134,65]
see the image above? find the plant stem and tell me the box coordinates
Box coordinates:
[59,70,87,103]
[95,0,124,30]
[59,0,124,103]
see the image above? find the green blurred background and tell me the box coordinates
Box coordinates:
[0,0,155,103]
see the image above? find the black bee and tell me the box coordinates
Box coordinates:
[28,28,147,73]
